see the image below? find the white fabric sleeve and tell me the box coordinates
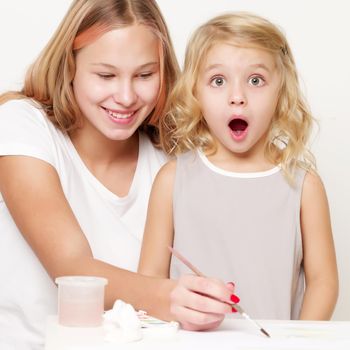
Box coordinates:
[0,99,56,167]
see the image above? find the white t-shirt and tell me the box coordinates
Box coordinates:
[0,99,167,349]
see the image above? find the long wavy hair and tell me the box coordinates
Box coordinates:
[0,0,179,143]
[161,12,316,182]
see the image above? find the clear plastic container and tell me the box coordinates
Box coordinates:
[55,276,108,327]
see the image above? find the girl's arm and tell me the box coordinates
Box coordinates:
[299,171,338,320]
[138,160,233,330]
[0,155,174,320]
[138,160,176,278]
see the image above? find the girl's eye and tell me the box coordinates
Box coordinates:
[138,72,154,79]
[97,73,114,80]
[249,76,265,87]
[210,76,225,87]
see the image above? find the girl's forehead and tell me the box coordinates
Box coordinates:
[201,42,276,69]
[76,25,160,64]
[75,23,159,52]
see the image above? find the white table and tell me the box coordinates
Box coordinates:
[45,316,350,350]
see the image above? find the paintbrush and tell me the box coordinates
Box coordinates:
[168,246,271,338]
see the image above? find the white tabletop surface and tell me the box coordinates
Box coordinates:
[45,315,350,350]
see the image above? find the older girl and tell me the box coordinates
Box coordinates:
[0,1,234,348]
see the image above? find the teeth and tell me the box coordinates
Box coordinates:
[106,109,134,119]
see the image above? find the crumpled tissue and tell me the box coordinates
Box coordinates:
[103,299,142,343]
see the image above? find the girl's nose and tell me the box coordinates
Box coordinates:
[230,97,246,105]
[113,80,137,107]
[229,84,246,106]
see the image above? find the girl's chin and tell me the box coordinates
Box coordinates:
[104,127,140,141]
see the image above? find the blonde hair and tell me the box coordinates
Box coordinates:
[0,0,179,143]
[161,12,316,182]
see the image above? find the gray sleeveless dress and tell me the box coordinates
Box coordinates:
[170,150,306,320]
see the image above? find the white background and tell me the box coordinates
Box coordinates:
[1,1,349,320]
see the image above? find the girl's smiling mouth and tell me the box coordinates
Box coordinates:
[102,106,138,124]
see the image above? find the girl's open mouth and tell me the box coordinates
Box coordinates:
[229,118,248,139]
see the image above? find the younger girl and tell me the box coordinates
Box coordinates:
[139,12,338,322]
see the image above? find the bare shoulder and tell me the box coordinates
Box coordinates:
[301,170,330,225]
[153,158,177,188]
[302,170,327,200]
[158,158,177,175]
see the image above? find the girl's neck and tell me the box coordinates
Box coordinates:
[68,125,139,168]
[206,151,275,173]
[205,132,279,173]
[205,141,276,174]
[68,125,140,197]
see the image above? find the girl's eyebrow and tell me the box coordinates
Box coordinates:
[90,62,159,70]
[204,62,271,73]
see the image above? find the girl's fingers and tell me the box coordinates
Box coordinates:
[170,276,233,314]
[169,274,240,330]
[171,303,225,328]
[177,274,233,304]
[181,288,232,314]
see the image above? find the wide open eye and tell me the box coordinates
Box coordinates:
[210,76,225,87]
[249,75,265,87]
